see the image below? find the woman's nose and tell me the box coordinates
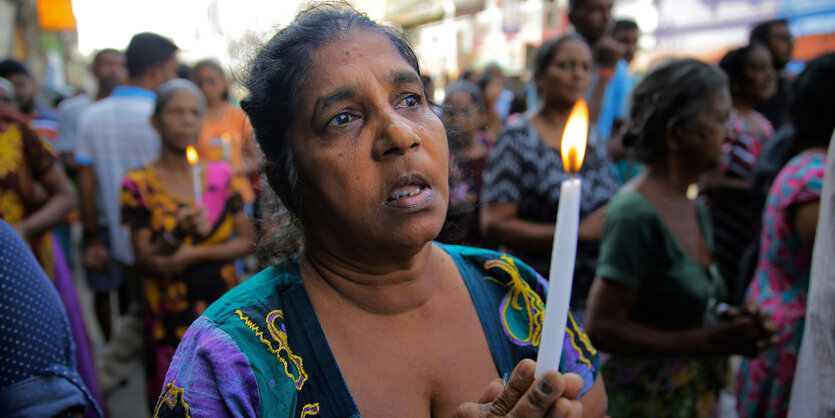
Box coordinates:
[373,114,422,159]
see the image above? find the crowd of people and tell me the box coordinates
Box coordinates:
[0,0,833,417]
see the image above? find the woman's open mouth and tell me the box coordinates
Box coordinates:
[385,175,434,209]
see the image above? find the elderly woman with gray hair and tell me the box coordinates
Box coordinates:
[583,58,777,416]
[119,79,256,406]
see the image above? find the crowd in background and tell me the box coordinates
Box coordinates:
[0,0,833,417]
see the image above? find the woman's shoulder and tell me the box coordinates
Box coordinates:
[769,151,826,205]
[495,118,536,144]
[441,244,546,289]
[752,110,775,137]
[122,165,154,187]
[606,192,658,221]
[202,259,302,325]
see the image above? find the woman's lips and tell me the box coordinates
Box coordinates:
[385,185,433,209]
[385,175,434,209]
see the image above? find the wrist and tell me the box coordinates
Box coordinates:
[162,229,183,247]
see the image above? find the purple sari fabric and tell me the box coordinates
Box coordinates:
[51,233,105,417]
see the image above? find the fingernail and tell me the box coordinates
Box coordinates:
[539,379,553,394]
[518,364,531,379]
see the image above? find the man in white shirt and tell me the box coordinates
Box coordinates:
[55,49,126,173]
[75,32,178,346]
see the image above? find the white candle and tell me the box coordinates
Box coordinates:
[535,177,581,378]
[534,99,588,379]
[186,145,202,204]
[192,164,202,204]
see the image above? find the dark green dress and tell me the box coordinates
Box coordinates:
[595,192,727,417]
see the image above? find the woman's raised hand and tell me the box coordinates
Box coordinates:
[709,304,778,357]
[454,359,585,418]
[172,206,212,240]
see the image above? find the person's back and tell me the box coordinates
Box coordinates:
[0,220,101,417]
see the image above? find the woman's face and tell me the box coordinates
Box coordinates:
[740,46,777,103]
[290,29,449,254]
[0,88,17,111]
[482,77,504,106]
[152,90,206,152]
[537,40,593,108]
[677,87,732,172]
[442,90,482,143]
[194,66,227,104]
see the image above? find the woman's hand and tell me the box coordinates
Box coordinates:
[454,359,585,418]
[172,206,211,240]
[709,304,778,357]
[146,246,200,277]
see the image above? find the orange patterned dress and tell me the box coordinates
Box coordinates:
[0,121,57,277]
[120,161,245,399]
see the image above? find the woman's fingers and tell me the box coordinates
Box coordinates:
[478,380,506,404]
[489,359,536,415]
[506,372,564,417]
[551,398,584,418]
[560,373,584,400]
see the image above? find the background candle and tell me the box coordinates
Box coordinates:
[535,100,588,379]
[186,146,202,204]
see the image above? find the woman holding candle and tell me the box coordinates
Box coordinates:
[153,6,606,417]
[481,35,619,317]
[584,58,777,417]
[120,79,256,407]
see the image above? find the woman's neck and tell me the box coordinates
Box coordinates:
[451,132,486,160]
[645,157,700,197]
[300,241,443,315]
[732,95,756,114]
[536,102,572,125]
[207,100,226,120]
[156,147,192,174]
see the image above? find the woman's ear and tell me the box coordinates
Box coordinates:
[664,116,682,152]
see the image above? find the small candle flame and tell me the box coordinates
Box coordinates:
[561,100,588,174]
[186,146,199,166]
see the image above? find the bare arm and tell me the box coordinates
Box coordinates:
[186,210,255,264]
[132,209,255,276]
[793,200,820,250]
[587,75,610,124]
[14,165,76,239]
[78,165,100,242]
[481,203,607,251]
[481,203,554,251]
[584,278,772,357]
[579,375,607,418]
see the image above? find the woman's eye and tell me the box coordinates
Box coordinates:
[398,95,420,108]
[327,112,355,127]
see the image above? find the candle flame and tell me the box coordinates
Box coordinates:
[561,100,588,174]
[186,146,199,165]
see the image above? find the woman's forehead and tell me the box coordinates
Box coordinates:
[307,29,416,85]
